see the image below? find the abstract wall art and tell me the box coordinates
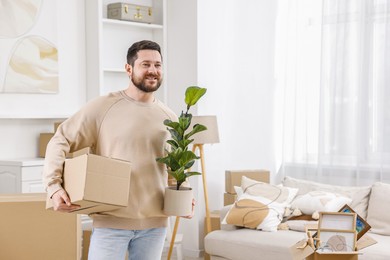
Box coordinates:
[0,0,58,94]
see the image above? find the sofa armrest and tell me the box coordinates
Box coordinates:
[220,204,239,231]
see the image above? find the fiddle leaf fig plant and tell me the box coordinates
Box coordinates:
[157,86,207,190]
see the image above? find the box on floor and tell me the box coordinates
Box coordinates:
[0,193,81,260]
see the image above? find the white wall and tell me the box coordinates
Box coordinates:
[198,0,277,208]
[0,0,86,159]
[0,0,277,257]
[167,0,277,257]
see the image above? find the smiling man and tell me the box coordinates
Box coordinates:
[42,40,192,260]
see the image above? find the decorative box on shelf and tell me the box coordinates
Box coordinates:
[0,158,45,193]
[107,2,153,24]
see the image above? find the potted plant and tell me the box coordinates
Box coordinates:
[157,86,207,216]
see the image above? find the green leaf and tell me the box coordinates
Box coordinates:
[185,124,207,139]
[185,171,202,178]
[185,87,207,107]
[166,140,179,149]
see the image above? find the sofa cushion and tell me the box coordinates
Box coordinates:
[205,229,304,260]
[205,230,390,260]
[367,182,390,235]
[283,176,371,219]
[222,177,298,232]
[290,190,352,215]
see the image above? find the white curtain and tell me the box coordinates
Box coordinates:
[275,0,390,186]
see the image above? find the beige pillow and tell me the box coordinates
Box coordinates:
[222,177,298,232]
[367,182,390,235]
[283,176,371,219]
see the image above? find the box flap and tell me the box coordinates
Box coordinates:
[290,239,315,260]
[356,234,377,250]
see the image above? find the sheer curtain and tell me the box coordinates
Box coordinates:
[275,0,390,186]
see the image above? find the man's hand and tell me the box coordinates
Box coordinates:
[182,198,196,219]
[51,189,80,212]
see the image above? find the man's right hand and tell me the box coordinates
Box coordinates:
[51,189,81,212]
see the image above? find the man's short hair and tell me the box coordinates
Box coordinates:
[126,40,162,66]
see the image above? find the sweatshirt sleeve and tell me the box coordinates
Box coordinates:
[42,95,118,197]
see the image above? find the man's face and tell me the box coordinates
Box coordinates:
[131,50,163,93]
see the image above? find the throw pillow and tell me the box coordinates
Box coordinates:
[291,190,352,215]
[285,219,319,232]
[282,176,371,219]
[222,177,298,232]
[367,182,390,235]
[241,176,299,206]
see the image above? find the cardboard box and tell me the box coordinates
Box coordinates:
[0,193,81,260]
[39,133,54,157]
[205,210,221,234]
[224,192,237,206]
[290,232,377,260]
[67,147,91,158]
[204,210,221,260]
[46,152,132,214]
[306,252,358,260]
[54,121,64,132]
[225,169,270,194]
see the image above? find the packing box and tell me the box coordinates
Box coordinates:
[107,3,153,24]
[223,192,237,206]
[46,152,131,214]
[0,193,81,260]
[204,210,221,234]
[290,231,377,260]
[225,169,270,194]
[39,133,54,157]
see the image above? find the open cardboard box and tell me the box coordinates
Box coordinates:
[290,226,377,260]
[46,148,132,214]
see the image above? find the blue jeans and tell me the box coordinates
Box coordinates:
[88,227,167,260]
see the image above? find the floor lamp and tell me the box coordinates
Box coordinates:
[167,116,219,260]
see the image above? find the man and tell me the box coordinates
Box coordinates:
[43,40,193,259]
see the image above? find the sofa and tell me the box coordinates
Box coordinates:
[204,176,390,260]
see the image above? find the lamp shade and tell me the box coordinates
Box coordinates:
[190,115,220,144]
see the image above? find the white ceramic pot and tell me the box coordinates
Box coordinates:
[164,186,193,216]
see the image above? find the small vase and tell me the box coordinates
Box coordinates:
[164,186,193,216]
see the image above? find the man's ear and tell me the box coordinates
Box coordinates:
[125,63,132,75]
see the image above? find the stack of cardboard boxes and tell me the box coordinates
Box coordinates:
[224,169,270,206]
[0,146,132,259]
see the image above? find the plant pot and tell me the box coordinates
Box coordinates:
[164,186,193,216]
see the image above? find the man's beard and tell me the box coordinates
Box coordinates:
[132,73,162,93]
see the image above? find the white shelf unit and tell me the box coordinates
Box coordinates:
[85,0,167,102]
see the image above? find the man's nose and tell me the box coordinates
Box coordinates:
[148,65,158,73]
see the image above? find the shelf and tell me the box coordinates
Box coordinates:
[102,18,163,29]
[103,68,126,73]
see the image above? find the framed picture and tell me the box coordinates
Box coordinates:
[318,212,357,231]
[317,230,356,252]
[338,204,371,240]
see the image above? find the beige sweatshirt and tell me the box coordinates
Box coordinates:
[43,91,177,230]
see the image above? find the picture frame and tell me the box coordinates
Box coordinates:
[317,230,356,252]
[318,212,357,231]
[316,212,358,252]
[338,204,371,240]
